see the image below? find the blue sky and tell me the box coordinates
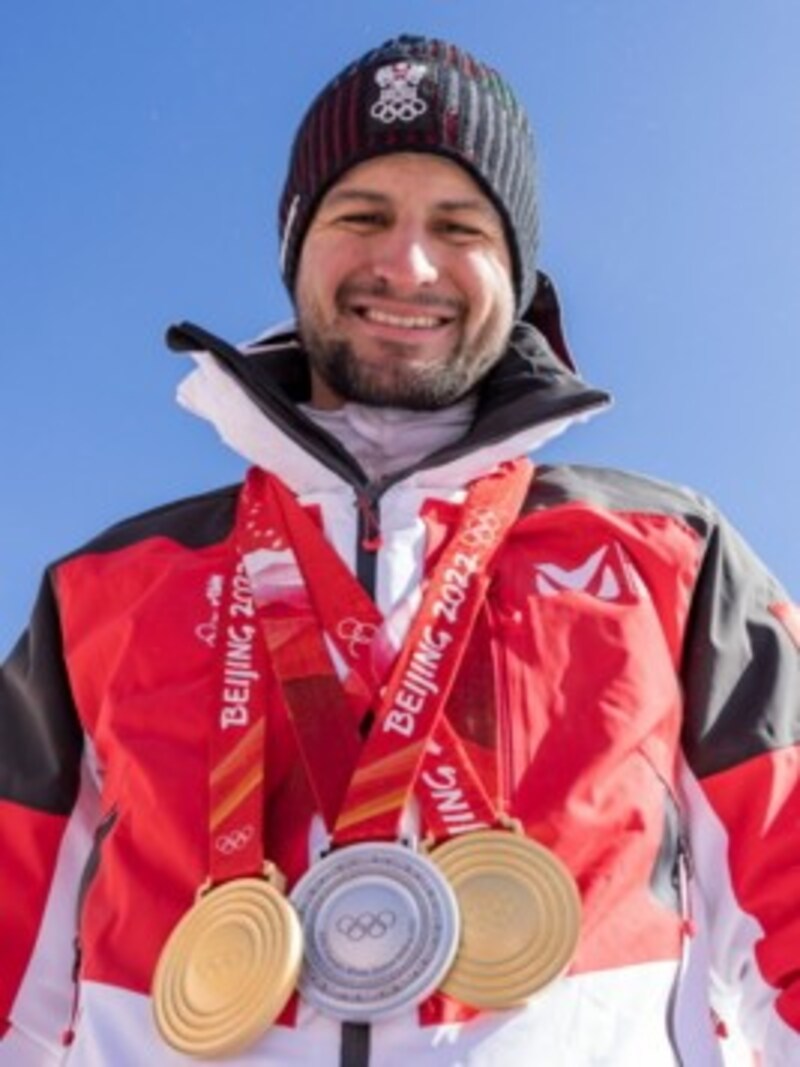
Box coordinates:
[2,2,799,655]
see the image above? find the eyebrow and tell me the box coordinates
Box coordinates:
[323,189,388,207]
[323,188,498,218]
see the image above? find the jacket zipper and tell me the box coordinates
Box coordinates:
[353,487,383,742]
[338,488,383,1067]
[63,806,119,1046]
[485,596,516,814]
[640,757,693,1067]
[355,487,383,596]
[663,827,695,1067]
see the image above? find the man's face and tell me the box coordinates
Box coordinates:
[294,153,516,410]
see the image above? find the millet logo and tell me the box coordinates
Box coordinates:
[533,544,646,602]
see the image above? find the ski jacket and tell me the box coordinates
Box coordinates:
[1,316,799,1067]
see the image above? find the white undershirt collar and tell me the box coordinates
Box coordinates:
[298,397,477,481]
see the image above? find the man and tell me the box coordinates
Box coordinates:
[1,33,798,1067]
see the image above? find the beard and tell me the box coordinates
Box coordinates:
[297,285,513,411]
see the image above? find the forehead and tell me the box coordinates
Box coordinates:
[319,152,501,215]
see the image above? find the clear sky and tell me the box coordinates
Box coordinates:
[2,1,799,655]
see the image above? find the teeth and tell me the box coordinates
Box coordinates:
[362,308,445,329]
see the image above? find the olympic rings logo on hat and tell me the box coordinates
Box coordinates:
[370,62,428,124]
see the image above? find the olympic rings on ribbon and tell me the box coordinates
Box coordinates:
[214,824,255,855]
[461,508,501,548]
[336,617,379,658]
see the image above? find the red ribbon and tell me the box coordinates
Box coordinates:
[238,459,533,847]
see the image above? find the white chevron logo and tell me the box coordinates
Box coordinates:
[534,544,645,601]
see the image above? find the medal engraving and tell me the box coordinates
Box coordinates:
[290,842,459,1021]
[430,829,581,1009]
[153,874,302,1058]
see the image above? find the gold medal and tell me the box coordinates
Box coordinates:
[430,829,581,1010]
[152,866,302,1058]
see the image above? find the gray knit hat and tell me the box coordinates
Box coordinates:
[278,34,539,313]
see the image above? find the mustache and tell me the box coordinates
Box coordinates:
[337,281,463,314]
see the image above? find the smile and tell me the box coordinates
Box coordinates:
[352,306,455,330]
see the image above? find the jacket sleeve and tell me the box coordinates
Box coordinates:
[679,510,800,1063]
[0,571,97,1065]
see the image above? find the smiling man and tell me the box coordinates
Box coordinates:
[2,33,799,1067]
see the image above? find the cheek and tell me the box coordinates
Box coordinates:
[464,260,514,329]
[463,247,512,294]
[296,240,347,309]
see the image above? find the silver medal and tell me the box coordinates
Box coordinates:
[289,842,460,1021]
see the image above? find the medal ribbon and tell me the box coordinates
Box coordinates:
[239,459,532,846]
[206,556,271,885]
[242,472,498,841]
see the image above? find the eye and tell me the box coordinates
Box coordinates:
[435,219,486,240]
[337,211,389,231]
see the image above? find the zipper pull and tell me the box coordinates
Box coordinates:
[357,491,383,552]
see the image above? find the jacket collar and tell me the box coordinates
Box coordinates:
[169,316,611,495]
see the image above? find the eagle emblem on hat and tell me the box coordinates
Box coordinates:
[370,62,429,124]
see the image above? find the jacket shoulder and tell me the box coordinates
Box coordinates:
[528,463,717,535]
[57,483,241,563]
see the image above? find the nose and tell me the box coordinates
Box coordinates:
[370,224,439,290]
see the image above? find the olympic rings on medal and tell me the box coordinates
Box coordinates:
[335,910,397,942]
[461,508,501,548]
[214,824,255,855]
[290,840,460,1021]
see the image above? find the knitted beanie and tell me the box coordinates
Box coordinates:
[278,34,539,313]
